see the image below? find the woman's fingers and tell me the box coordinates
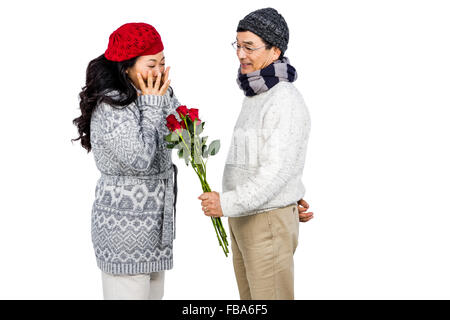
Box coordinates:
[159,67,171,94]
[137,69,169,96]
[159,79,171,95]
[153,71,162,90]
[147,70,153,89]
[163,66,170,84]
[137,73,147,93]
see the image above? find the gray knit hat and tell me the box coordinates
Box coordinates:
[237,7,289,55]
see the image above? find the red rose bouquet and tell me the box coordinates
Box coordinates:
[165,106,229,256]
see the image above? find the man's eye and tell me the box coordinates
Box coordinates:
[245,47,253,51]
[148,66,155,68]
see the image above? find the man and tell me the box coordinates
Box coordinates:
[198,7,313,300]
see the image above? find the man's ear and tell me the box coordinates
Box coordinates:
[272,47,281,61]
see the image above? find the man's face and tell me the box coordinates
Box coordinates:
[235,31,280,74]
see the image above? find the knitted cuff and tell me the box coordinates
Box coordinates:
[219,191,235,217]
[136,94,164,108]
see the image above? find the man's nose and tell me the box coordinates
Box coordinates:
[237,48,247,59]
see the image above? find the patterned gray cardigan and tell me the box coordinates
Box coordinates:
[90,88,181,275]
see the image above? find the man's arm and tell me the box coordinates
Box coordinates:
[220,94,309,217]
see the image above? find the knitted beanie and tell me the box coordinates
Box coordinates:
[237,8,289,55]
[104,23,164,62]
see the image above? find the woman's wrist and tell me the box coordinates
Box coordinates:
[136,94,164,108]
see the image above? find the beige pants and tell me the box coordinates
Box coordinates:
[229,204,299,300]
[101,271,165,300]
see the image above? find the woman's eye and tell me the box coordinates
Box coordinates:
[148,65,155,68]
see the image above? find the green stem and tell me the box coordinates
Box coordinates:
[217,219,229,247]
[176,119,229,257]
[212,217,228,256]
[192,120,207,172]
[194,165,207,187]
[179,130,191,158]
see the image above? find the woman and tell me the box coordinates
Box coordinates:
[72,22,181,300]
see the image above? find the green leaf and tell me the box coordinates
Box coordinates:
[165,132,179,143]
[202,144,208,158]
[195,121,203,135]
[208,140,221,156]
[180,128,191,146]
[167,141,183,149]
[182,146,190,166]
[201,136,208,146]
[173,141,183,150]
[193,150,202,165]
[177,140,191,166]
[187,119,194,135]
[191,136,201,164]
[177,147,184,159]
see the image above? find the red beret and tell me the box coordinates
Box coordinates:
[104,23,164,62]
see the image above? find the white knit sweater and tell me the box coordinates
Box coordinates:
[220,81,311,217]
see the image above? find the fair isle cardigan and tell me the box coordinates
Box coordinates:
[90,88,180,275]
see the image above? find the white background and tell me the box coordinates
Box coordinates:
[0,0,449,299]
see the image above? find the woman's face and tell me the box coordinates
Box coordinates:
[126,51,165,89]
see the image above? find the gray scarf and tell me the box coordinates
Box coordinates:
[236,57,298,97]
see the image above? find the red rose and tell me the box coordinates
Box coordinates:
[166,114,182,132]
[169,122,182,133]
[188,108,200,123]
[166,114,178,125]
[176,105,189,117]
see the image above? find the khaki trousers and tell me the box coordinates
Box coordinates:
[228,204,299,300]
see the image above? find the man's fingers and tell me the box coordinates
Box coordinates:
[201,200,213,207]
[299,212,314,222]
[299,213,314,219]
[198,193,210,200]
[298,198,310,209]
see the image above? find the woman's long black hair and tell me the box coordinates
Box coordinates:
[71,54,139,152]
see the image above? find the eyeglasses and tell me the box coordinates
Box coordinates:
[231,41,267,54]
